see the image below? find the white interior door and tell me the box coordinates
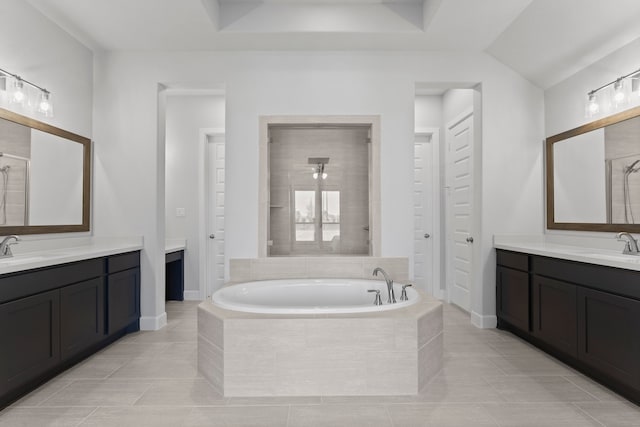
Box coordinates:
[206,135,225,298]
[447,113,474,312]
[413,132,435,296]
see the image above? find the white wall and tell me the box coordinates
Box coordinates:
[30,131,84,225]
[546,37,640,136]
[0,0,93,137]
[553,129,607,223]
[414,96,443,129]
[92,50,544,328]
[165,94,225,293]
[545,36,640,239]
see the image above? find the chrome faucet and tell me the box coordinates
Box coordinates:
[616,232,640,255]
[372,267,396,303]
[0,235,19,258]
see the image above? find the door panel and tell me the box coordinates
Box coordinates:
[448,113,474,311]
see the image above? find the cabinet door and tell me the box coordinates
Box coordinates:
[496,266,530,332]
[578,287,640,388]
[60,278,105,360]
[0,290,60,396]
[532,275,577,357]
[107,268,140,334]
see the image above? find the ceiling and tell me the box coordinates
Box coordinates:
[25,0,640,89]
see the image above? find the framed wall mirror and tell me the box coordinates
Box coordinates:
[0,107,90,235]
[546,105,640,232]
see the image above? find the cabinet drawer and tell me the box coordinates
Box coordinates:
[107,251,140,274]
[0,258,104,304]
[496,250,529,272]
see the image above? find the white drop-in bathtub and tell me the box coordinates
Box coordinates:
[211,278,420,314]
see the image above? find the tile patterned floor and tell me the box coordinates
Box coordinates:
[2,301,640,426]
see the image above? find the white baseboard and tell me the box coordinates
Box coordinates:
[183,290,203,301]
[471,311,497,329]
[140,312,167,331]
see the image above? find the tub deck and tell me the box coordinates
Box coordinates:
[197,291,443,397]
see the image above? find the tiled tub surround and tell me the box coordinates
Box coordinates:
[229,256,409,282]
[197,289,443,396]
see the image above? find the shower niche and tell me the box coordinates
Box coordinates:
[260,116,380,257]
[547,106,640,231]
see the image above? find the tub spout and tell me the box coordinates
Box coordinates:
[372,267,396,303]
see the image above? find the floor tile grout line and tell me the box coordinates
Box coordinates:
[571,402,607,427]
[73,406,99,427]
[562,375,619,402]
[33,378,77,407]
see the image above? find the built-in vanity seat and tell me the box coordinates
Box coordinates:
[0,238,142,408]
[494,237,640,404]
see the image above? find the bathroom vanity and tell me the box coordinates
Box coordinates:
[495,242,640,403]
[0,241,142,408]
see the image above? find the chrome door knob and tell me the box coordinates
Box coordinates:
[209,234,215,239]
[466,236,474,243]
[424,233,430,239]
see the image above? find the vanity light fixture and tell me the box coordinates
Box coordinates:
[0,67,53,118]
[585,66,640,118]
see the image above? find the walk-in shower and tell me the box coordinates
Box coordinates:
[0,152,30,226]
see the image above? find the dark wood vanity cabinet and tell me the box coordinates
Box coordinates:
[496,251,530,332]
[496,249,640,403]
[0,252,140,407]
[531,275,577,357]
[577,287,640,389]
[106,252,140,334]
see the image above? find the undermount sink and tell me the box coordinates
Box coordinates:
[0,253,69,266]
[579,252,640,262]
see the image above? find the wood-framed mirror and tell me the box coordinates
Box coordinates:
[0,107,90,235]
[546,105,640,232]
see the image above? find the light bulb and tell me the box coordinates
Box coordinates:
[613,79,627,108]
[11,78,25,105]
[38,90,53,117]
[585,93,599,117]
[313,172,319,180]
[321,172,327,180]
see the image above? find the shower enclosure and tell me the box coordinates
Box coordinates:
[268,124,371,256]
[608,154,640,224]
[0,152,30,226]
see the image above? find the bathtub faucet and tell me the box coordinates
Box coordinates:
[372,267,396,303]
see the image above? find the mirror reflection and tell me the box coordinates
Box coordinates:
[0,108,90,233]
[547,107,640,231]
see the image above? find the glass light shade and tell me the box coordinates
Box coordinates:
[612,79,629,109]
[10,78,25,106]
[321,172,327,180]
[585,93,600,117]
[37,91,53,117]
[313,172,319,180]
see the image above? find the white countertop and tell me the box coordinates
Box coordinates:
[0,236,144,275]
[165,238,186,254]
[494,234,640,272]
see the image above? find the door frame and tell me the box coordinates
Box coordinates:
[198,127,225,300]
[414,127,443,299]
